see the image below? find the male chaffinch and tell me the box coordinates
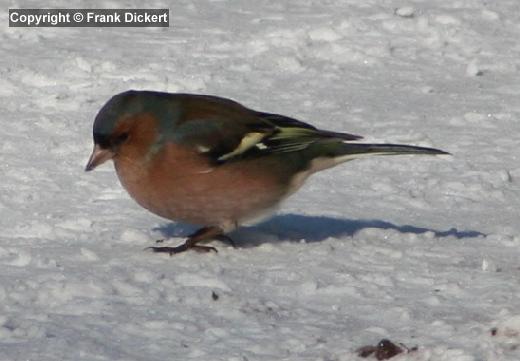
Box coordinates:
[86,90,448,254]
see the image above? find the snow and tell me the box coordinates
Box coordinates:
[2,0,520,360]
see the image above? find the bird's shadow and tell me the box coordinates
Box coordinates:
[153,213,485,248]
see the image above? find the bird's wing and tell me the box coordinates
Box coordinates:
[171,95,362,164]
[253,112,362,155]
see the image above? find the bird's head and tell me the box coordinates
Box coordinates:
[85,90,172,171]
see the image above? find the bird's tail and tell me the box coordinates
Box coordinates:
[306,141,449,171]
[337,143,448,158]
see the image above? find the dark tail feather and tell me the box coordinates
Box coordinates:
[339,143,450,157]
[305,141,449,172]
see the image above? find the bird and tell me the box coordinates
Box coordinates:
[86,90,448,255]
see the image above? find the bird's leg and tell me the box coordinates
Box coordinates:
[148,226,226,255]
[215,234,237,248]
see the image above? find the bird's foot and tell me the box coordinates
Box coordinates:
[147,226,228,256]
[147,244,217,255]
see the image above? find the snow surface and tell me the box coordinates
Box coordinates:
[2,0,520,360]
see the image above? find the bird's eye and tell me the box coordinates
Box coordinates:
[113,132,130,147]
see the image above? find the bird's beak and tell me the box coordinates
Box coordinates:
[85,144,114,171]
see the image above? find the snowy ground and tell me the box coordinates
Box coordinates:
[2,0,520,360]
